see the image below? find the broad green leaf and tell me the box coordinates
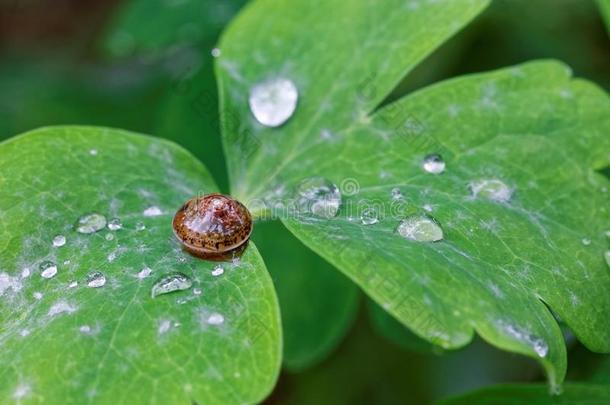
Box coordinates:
[102,0,246,57]
[216,0,610,389]
[0,127,280,404]
[437,383,610,404]
[216,0,491,198]
[253,220,359,371]
[367,299,437,354]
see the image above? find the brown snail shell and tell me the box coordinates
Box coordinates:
[172,193,253,261]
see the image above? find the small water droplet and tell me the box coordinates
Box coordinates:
[21,268,31,278]
[105,233,114,241]
[52,234,66,247]
[422,153,445,174]
[193,288,202,296]
[86,272,106,288]
[391,187,403,200]
[39,261,58,279]
[581,238,591,246]
[207,313,224,325]
[138,267,152,279]
[75,213,107,234]
[79,325,91,333]
[33,292,43,300]
[297,177,342,219]
[89,149,98,156]
[151,272,192,298]
[211,47,221,58]
[135,222,146,231]
[107,218,122,231]
[469,179,513,203]
[143,206,163,217]
[211,265,224,277]
[423,204,433,212]
[249,77,298,127]
[397,215,444,242]
[360,208,379,225]
[68,281,78,288]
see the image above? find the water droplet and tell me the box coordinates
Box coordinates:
[193,288,202,295]
[249,77,298,127]
[422,153,445,174]
[423,204,433,212]
[469,179,513,203]
[604,250,610,267]
[89,149,98,156]
[107,218,122,231]
[297,177,341,219]
[75,213,107,234]
[151,272,192,298]
[581,238,591,246]
[143,206,163,217]
[158,320,171,334]
[211,265,224,277]
[68,281,78,288]
[86,272,106,288]
[211,47,221,58]
[21,268,31,278]
[138,267,152,279]
[397,215,443,242]
[79,325,91,333]
[52,234,66,247]
[360,208,379,225]
[207,313,224,325]
[135,222,146,231]
[391,187,403,200]
[33,292,43,300]
[105,233,114,241]
[39,261,58,279]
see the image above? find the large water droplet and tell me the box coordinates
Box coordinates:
[211,265,224,277]
[207,313,225,325]
[360,208,379,225]
[86,272,106,288]
[469,179,513,203]
[249,77,298,127]
[397,215,444,242]
[52,235,66,247]
[75,213,107,234]
[297,177,341,219]
[39,261,58,279]
[151,272,192,298]
[107,218,122,231]
[422,154,445,174]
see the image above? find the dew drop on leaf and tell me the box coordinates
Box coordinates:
[143,206,163,217]
[297,177,341,219]
[397,215,444,242]
[39,261,58,279]
[469,179,513,203]
[105,233,114,241]
[391,187,403,200]
[107,218,122,231]
[151,272,192,298]
[75,213,107,234]
[249,77,298,127]
[211,265,224,277]
[360,208,379,225]
[138,267,152,279]
[422,153,446,174]
[211,47,221,58]
[86,271,106,288]
[581,238,591,246]
[207,313,225,325]
[135,222,146,231]
[52,235,66,247]
[193,288,202,296]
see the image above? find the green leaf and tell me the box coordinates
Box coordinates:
[253,220,359,370]
[437,383,610,404]
[0,127,281,404]
[217,0,610,389]
[102,0,247,57]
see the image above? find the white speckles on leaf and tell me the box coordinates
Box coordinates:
[137,267,153,279]
[207,313,225,326]
[48,300,77,316]
[469,179,513,203]
[0,272,22,296]
[143,206,163,217]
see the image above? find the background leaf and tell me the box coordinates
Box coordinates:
[253,220,359,371]
[0,127,280,404]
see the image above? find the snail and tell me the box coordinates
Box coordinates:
[172,194,253,261]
